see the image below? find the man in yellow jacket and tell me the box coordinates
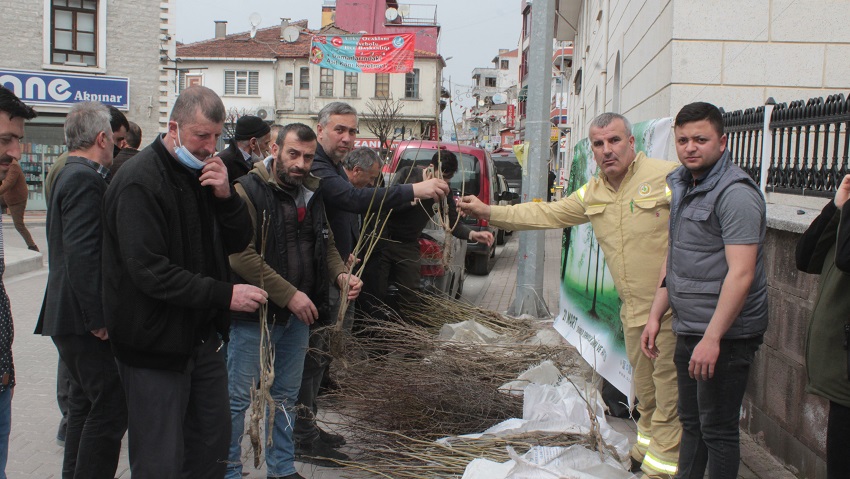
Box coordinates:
[459,112,680,479]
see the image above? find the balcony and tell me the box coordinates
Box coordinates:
[384,2,438,26]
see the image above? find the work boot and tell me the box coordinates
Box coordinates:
[318,427,346,448]
[295,437,349,467]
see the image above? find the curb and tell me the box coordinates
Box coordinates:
[4,247,43,278]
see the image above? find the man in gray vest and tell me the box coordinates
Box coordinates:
[642,101,767,479]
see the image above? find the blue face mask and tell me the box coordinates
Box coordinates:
[173,125,207,170]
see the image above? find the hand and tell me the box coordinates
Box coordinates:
[412,178,449,201]
[90,328,109,341]
[345,254,361,270]
[200,156,231,199]
[230,284,268,312]
[287,291,318,326]
[689,337,721,380]
[470,230,494,247]
[337,273,363,301]
[640,318,661,359]
[835,174,850,209]
[457,195,491,220]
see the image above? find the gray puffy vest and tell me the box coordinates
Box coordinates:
[666,150,768,338]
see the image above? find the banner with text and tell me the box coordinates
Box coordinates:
[0,69,129,110]
[310,33,415,73]
[553,118,673,398]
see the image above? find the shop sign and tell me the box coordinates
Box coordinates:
[0,68,129,109]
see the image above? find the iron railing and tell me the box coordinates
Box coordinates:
[724,93,850,197]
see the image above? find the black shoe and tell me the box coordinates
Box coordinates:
[28,244,39,252]
[268,474,305,479]
[295,437,349,468]
[629,457,643,473]
[318,427,346,448]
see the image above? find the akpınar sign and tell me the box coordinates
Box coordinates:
[0,69,129,110]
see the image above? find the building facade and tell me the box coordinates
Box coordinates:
[459,49,519,150]
[0,0,175,210]
[177,19,445,151]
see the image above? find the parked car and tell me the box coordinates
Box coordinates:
[493,174,520,245]
[491,149,523,198]
[386,140,499,275]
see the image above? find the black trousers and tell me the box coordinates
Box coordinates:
[52,334,127,479]
[827,400,850,479]
[116,331,230,479]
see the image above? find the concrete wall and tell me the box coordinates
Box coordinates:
[0,0,173,138]
[741,204,832,478]
[567,0,850,150]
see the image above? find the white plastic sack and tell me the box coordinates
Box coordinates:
[499,360,563,395]
[462,445,637,479]
[438,320,503,343]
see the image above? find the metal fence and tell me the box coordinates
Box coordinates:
[723,93,850,197]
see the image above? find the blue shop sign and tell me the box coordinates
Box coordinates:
[0,69,129,110]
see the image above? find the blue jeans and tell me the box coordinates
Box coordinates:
[225,316,309,479]
[0,387,11,479]
[674,334,761,479]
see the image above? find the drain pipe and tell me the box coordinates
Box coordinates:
[601,0,610,111]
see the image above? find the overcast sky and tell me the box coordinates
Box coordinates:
[175,1,523,114]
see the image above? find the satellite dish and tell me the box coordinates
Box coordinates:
[249,12,261,38]
[281,25,300,43]
[385,7,399,21]
[478,99,485,107]
[492,93,506,104]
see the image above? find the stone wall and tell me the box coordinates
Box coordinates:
[740,203,831,478]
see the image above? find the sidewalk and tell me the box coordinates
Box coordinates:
[0,214,796,478]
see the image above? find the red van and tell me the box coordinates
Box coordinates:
[385,140,499,275]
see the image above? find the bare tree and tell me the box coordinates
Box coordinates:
[223,107,250,141]
[364,97,405,154]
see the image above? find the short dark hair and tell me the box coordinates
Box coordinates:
[108,105,130,133]
[125,121,142,149]
[277,123,317,147]
[170,86,226,125]
[0,86,37,120]
[675,102,724,137]
[431,150,458,174]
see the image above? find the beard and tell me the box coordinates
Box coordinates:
[275,163,308,188]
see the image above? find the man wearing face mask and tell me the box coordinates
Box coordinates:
[102,86,268,478]
[220,115,271,183]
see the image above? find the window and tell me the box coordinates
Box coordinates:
[178,71,203,93]
[485,77,497,87]
[404,69,419,99]
[224,70,259,96]
[51,0,98,66]
[285,72,293,86]
[319,68,334,97]
[344,72,358,97]
[299,67,309,91]
[375,73,390,99]
[500,59,509,70]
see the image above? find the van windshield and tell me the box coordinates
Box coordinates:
[396,148,481,196]
[493,154,522,182]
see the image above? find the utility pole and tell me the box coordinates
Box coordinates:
[508,0,555,318]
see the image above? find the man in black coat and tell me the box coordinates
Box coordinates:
[294,102,450,465]
[36,101,127,479]
[219,115,271,183]
[110,120,142,176]
[102,86,268,478]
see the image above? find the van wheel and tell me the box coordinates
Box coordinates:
[496,228,505,246]
[469,253,491,275]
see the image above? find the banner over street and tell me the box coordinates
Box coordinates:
[310,33,415,73]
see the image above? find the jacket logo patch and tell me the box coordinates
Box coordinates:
[638,182,652,196]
